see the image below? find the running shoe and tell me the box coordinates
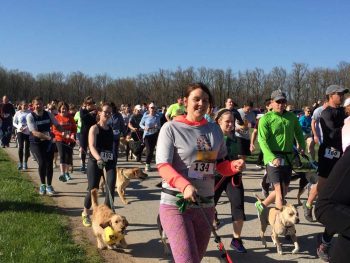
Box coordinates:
[317,233,331,262]
[80,165,86,173]
[230,238,247,253]
[302,201,313,222]
[65,173,72,181]
[23,162,28,170]
[17,163,22,170]
[82,213,92,227]
[39,184,46,195]
[46,185,55,196]
[59,174,67,182]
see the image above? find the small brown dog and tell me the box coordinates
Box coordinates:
[116,167,148,204]
[91,188,129,249]
[256,194,300,255]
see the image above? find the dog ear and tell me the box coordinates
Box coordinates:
[123,217,129,227]
[100,221,111,229]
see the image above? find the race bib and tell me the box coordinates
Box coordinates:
[100,151,113,162]
[324,147,340,159]
[188,161,215,180]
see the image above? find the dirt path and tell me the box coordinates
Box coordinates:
[5,143,325,263]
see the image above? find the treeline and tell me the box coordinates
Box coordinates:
[1,62,350,108]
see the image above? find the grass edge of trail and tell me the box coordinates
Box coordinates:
[0,148,102,263]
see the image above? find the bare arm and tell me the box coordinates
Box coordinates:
[250,128,258,152]
[311,119,319,144]
[88,125,102,161]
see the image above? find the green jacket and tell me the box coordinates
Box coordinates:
[74,111,82,133]
[258,110,306,165]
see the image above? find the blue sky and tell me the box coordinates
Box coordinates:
[1,0,350,78]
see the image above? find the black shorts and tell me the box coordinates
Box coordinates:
[318,144,342,178]
[266,165,292,185]
[236,137,251,156]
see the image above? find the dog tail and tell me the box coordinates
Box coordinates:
[91,188,99,209]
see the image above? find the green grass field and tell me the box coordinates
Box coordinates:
[0,149,101,263]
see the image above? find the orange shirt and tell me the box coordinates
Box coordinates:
[52,114,77,143]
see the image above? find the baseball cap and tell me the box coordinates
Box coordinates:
[325,85,349,95]
[344,97,350,107]
[271,90,287,101]
[134,104,142,110]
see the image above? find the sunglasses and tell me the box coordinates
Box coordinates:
[275,99,287,104]
[149,107,155,109]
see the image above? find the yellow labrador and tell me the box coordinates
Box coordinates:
[116,167,148,204]
[91,189,128,249]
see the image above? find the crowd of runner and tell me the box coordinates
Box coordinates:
[1,83,349,262]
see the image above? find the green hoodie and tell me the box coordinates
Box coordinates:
[258,110,305,165]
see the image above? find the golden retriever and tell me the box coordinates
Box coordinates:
[91,188,128,249]
[116,167,148,204]
[256,194,300,255]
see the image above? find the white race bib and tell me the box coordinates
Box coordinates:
[188,161,215,180]
[100,151,113,162]
[324,147,341,159]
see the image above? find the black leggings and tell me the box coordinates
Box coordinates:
[80,133,88,165]
[17,132,30,163]
[30,141,54,185]
[56,141,73,165]
[214,175,246,221]
[144,132,158,164]
[84,159,116,209]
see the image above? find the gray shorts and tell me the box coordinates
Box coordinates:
[266,165,292,185]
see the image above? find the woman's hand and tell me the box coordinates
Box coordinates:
[232,159,245,172]
[183,184,197,203]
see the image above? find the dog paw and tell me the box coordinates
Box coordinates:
[292,248,299,254]
[98,244,107,250]
[107,245,117,250]
[277,246,283,255]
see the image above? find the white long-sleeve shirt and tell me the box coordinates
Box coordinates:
[13,110,31,135]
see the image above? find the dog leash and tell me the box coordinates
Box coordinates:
[292,145,318,170]
[101,167,116,213]
[171,193,233,263]
[194,196,234,263]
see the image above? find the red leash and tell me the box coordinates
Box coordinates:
[195,197,234,263]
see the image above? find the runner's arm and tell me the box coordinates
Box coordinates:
[88,125,101,161]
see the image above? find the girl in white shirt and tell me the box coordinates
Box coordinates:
[13,101,31,170]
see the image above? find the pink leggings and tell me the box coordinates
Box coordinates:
[159,204,215,263]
